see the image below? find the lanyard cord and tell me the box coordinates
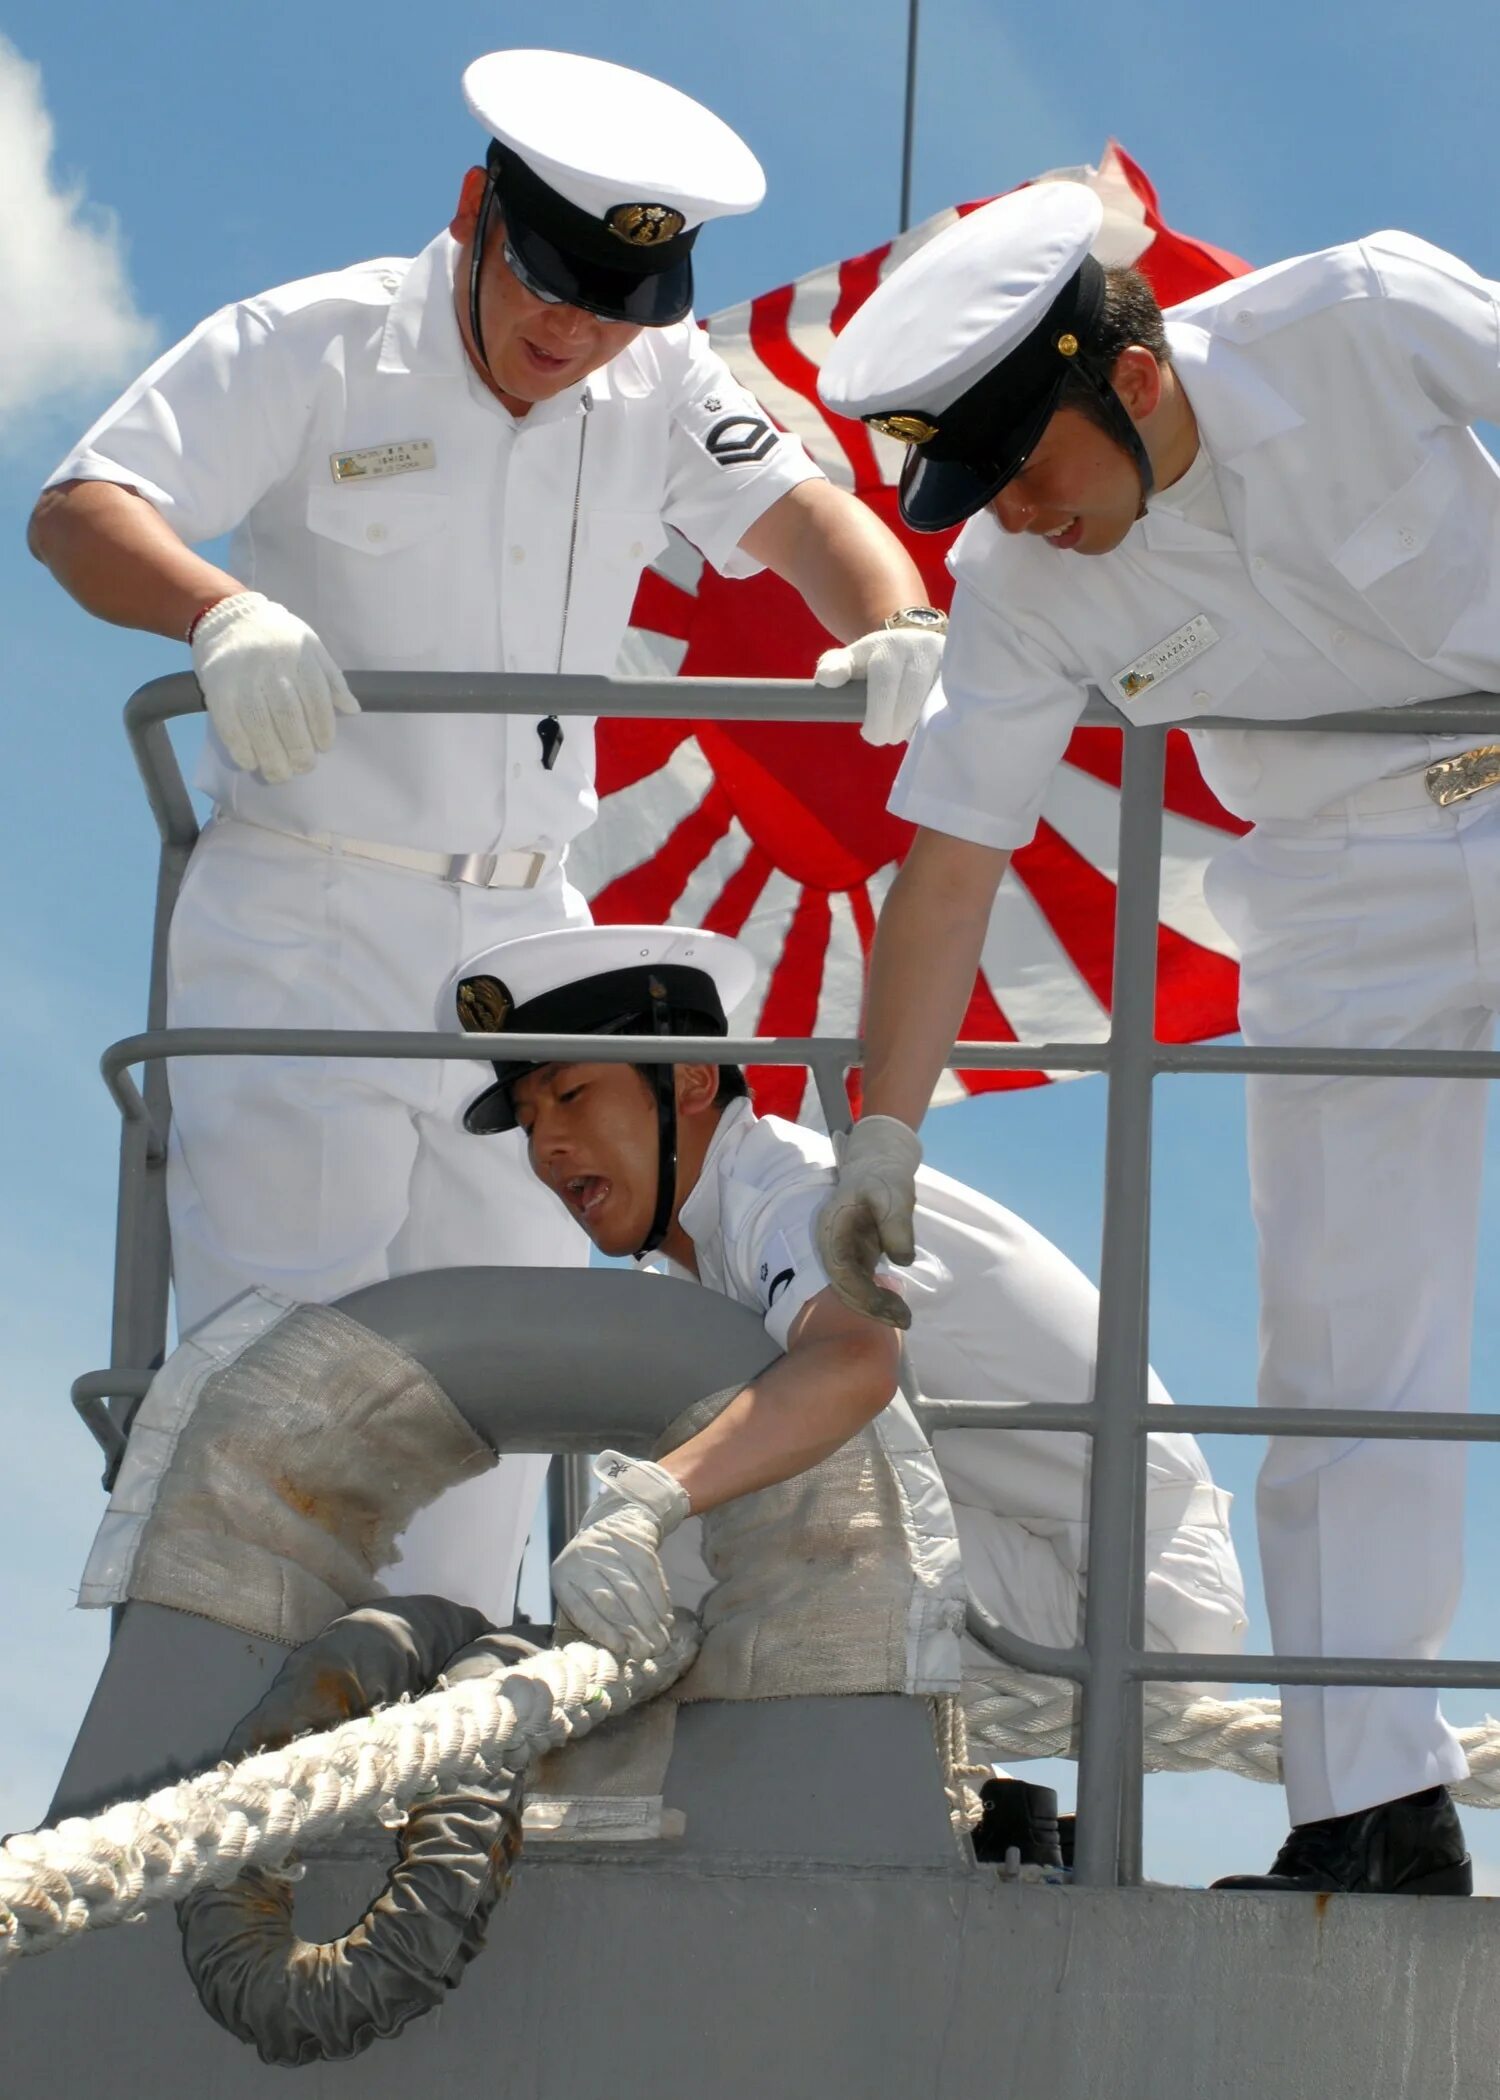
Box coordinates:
[633,979,679,1258]
[538,395,591,771]
[555,397,591,675]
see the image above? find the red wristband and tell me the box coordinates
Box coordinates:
[185,596,232,646]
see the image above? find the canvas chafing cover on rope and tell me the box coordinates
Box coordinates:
[78,1291,495,1646]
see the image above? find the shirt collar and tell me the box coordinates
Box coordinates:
[1165,317,1305,465]
[378,231,464,379]
[676,1096,758,1259]
[377,228,595,422]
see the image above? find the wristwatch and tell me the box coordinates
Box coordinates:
[883,605,948,634]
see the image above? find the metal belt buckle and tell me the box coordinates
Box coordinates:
[448,852,500,886]
[1424,745,1500,807]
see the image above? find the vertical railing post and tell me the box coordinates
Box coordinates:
[104,836,193,1483]
[105,707,203,1481]
[547,1453,594,1570]
[1072,724,1167,1886]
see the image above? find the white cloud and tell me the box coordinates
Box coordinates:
[0,36,156,429]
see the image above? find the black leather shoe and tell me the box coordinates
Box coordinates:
[972,1778,1065,1871]
[1212,1785,1472,1895]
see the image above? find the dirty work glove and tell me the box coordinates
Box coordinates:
[815,625,945,746]
[190,590,359,785]
[815,1114,922,1329]
[551,1451,692,1661]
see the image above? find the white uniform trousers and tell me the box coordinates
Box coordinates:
[165,817,592,1623]
[1205,787,1500,1823]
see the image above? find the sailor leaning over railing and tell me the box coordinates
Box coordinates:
[450,919,1248,1871]
[25,46,945,1629]
[813,178,1500,1897]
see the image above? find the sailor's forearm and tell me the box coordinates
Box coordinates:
[27,479,245,641]
[862,826,1010,1129]
[660,1328,899,1514]
[738,478,927,643]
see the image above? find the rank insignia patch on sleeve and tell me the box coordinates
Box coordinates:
[705,415,778,466]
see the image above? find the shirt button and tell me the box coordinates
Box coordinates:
[1192,690,1212,706]
[1398,527,1416,549]
[1252,555,1266,573]
[1331,628,1348,646]
[511,762,523,778]
[366,523,387,544]
[510,545,526,564]
[629,541,645,559]
[1237,311,1253,326]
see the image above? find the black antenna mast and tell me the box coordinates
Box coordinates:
[899,0,921,233]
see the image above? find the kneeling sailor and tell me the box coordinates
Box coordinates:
[450,923,1249,1854]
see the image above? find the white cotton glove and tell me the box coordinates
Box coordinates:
[190,590,359,786]
[814,1114,923,1330]
[815,625,945,747]
[550,1451,692,1661]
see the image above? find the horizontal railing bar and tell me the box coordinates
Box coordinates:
[943,1628,1500,1693]
[1131,1650,1500,1690]
[125,670,1500,740]
[128,671,865,729]
[942,1619,1500,1693]
[919,1400,1500,1440]
[1158,1042,1500,1080]
[100,1025,1500,1113]
[98,1028,1116,1118]
[80,1376,1494,1450]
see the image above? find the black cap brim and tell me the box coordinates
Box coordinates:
[504,208,694,326]
[463,1073,525,1135]
[897,374,1065,532]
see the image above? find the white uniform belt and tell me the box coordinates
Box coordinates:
[224,815,549,889]
[1329,744,1500,820]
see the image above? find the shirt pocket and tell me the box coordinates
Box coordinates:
[302,485,449,665]
[568,509,668,671]
[1329,450,1479,660]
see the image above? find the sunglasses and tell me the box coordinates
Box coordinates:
[502,238,570,308]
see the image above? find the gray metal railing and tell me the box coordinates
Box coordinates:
[78,669,1500,1890]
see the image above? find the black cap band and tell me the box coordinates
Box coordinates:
[488,143,698,324]
[460,964,728,1136]
[876,256,1154,530]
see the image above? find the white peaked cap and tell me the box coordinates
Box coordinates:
[462,50,765,230]
[451,924,757,1031]
[819,181,1104,418]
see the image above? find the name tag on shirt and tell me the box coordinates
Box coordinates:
[330,440,436,483]
[1111,615,1220,703]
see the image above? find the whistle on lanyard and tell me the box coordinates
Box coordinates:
[537,716,564,771]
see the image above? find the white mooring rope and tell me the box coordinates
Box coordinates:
[9,1640,1500,1971]
[0,1625,697,1973]
[965,1666,1500,1807]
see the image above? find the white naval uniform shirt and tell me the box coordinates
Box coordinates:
[663,1102,1242,1662]
[891,231,1500,843]
[47,231,821,854]
[666,1097,1212,1502]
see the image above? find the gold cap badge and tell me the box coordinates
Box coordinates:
[457,976,513,1034]
[867,411,940,446]
[607,202,687,246]
[1055,332,1080,357]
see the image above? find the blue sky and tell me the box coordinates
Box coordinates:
[4,0,1500,1889]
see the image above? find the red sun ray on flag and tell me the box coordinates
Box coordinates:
[570,145,1251,1125]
